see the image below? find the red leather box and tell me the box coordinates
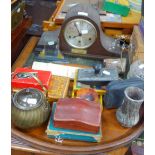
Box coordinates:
[12,68,52,91]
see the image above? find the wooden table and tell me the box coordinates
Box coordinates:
[11,17,32,65]
[42,0,141,36]
[12,36,144,155]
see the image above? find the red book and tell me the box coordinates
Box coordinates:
[54,98,102,133]
[12,68,52,92]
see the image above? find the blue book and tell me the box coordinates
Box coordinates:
[46,103,102,142]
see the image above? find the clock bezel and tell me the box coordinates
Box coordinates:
[63,18,97,49]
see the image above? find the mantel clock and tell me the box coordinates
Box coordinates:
[59,4,122,59]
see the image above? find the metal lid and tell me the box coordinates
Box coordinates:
[13,88,44,110]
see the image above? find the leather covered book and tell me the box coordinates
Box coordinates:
[46,102,102,142]
[54,98,102,133]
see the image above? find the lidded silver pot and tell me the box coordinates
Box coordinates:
[11,72,50,129]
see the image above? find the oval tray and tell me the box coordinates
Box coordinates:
[11,36,143,154]
[12,107,143,155]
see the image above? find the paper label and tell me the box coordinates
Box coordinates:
[112,60,119,64]
[100,14,122,23]
[139,64,144,69]
[48,41,55,46]
[68,3,78,7]
[78,12,88,16]
[17,8,20,13]
[57,13,66,19]
[81,30,88,34]
[27,98,37,105]
[103,70,110,75]
[16,72,38,79]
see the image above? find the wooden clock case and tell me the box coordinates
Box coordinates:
[59,4,122,59]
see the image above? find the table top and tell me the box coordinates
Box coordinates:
[42,0,141,36]
[47,0,141,28]
[11,36,144,155]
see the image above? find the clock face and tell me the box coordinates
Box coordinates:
[64,19,97,49]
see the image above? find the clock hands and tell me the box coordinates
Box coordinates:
[72,22,88,38]
[74,22,82,36]
[72,35,80,38]
[68,22,92,47]
[71,23,82,39]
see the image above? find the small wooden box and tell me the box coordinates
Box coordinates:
[12,68,52,91]
[48,75,70,101]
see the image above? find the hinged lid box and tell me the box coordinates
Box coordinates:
[12,68,52,91]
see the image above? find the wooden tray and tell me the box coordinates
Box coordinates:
[12,107,143,155]
[11,37,144,155]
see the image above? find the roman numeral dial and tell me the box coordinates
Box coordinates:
[64,19,97,49]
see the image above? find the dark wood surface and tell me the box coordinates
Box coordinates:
[11,36,144,155]
[11,36,39,72]
[25,0,57,26]
[11,17,32,65]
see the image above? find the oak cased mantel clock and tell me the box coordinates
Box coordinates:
[59,4,122,59]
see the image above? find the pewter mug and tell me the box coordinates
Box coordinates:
[116,86,144,128]
[11,88,50,129]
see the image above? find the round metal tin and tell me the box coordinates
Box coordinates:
[13,88,44,110]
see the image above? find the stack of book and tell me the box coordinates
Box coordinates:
[46,101,102,142]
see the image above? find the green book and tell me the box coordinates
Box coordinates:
[102,0,130,17]
[46,103,102,142]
